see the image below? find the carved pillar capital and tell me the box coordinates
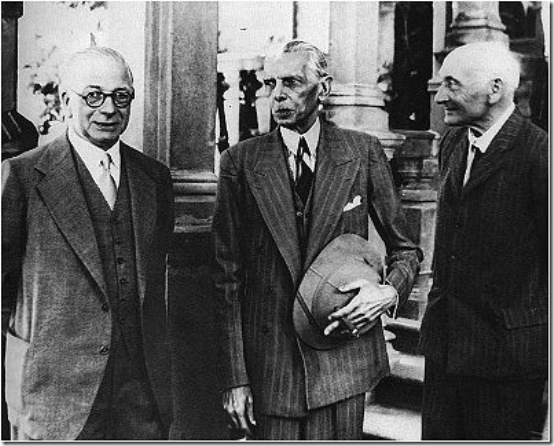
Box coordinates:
[445,1,508,52]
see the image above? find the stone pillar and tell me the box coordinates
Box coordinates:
[446,1,508,51]
[144,1,218,227]
[2,2,22,112]
[143,2,227,439]
[325,1,405,158]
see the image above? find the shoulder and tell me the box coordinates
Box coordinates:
[325,122,380,146]
[2,135,64,180]
[222,131,275,168]
[519,117,548,149]
[122,143,171,182]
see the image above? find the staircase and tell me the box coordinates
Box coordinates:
[363,318,424,441]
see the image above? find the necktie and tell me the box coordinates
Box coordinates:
[99,152,117,210]
[463,145,482,186]
[296,137,313,203]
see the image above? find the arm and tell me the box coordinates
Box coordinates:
[212,149,255,433]
[326,137,422,335]
[1,159,26,334]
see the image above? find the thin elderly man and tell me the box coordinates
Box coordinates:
[419,42,548,439]
[2,47,174,440]
[212,40,422,440]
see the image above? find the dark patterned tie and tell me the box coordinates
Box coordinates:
[296,137,313,203]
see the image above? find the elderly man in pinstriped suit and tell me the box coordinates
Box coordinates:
[212,40,422,440]
[419,42,548,440]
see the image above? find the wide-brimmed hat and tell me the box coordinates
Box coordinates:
[293,234,384,350]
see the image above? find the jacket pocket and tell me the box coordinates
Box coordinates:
[5,331,30,410]
[500,305,548,329]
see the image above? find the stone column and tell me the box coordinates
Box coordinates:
[143,2,227,439]
[1,2,22,113]
[446,1,508,51]
[325,1,405,158]
[144,1,218,227]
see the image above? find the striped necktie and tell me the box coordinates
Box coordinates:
[99,152,117,209]
[296,136,313,203]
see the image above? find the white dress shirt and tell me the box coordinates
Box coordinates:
[280,118,321,180]
[68,128,121,189]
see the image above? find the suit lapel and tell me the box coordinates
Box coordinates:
[443,131,469,202]
[247,129,302,286]
[124,144,157,305]
[462,111,522,197]
[35,134,108,301]
[304,123,359,269]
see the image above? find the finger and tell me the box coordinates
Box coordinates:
[328,297,361,320]
[323,320,341,336]
[338,279,369,293]
[247,394,256,426]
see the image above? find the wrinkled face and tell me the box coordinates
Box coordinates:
[263,52,329,134]
[435,54,491,130]
[63,56,133,150]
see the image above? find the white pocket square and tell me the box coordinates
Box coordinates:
[343,195,362,212]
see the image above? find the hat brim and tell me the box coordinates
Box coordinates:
[293,234,384,350]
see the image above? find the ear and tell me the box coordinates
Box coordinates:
[487,78,503,105]
[318,75,332,102]
[60,90,73,119]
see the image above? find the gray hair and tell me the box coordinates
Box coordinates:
[60,46,134,93]
[282,40,330,79]
[445,42,521,93]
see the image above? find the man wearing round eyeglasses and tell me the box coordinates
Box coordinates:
[2,47,174,440]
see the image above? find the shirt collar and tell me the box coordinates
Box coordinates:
[68,127,121,173]
[280,118,321,157]
[468,102,515,153]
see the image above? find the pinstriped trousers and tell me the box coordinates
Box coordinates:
[254,394,365,440]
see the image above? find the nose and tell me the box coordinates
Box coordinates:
[435,84,448,104]
[273,81,287,102]
[99,96,117,114]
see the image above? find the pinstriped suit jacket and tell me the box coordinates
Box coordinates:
[419,110,548,378]
[212,120,421,417]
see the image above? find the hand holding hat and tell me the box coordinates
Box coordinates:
[323,279,397,337]
[293,234,393,350]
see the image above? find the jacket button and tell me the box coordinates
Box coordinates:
[117,257,125,265]
[296,211,303,217]
[120,278,128,285]
[101,303,109,312]
[99,345,110,355]
[120,318,126,326]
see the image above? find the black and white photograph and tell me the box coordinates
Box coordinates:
[1,1,550,441]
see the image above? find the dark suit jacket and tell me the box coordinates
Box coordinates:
[212,121,421,417]
[2,133,174,439]
[419,110,548,378]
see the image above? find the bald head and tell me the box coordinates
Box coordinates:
[60,46,134,95]
[440,42,521,98]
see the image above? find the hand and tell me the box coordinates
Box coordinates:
[222,385,256,438]
[323,279,397,337]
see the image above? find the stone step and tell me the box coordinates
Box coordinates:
[363,403,421,441]
[386,317,422,355]
[389,349,424,383]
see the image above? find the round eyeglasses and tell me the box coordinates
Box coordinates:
[73,90,134,108]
